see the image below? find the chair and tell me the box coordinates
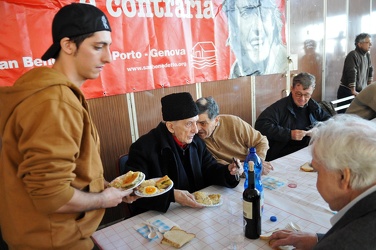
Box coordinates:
[330,95,355,113]
[117,154,129,176]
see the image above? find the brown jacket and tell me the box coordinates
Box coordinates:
[0,67,104,249]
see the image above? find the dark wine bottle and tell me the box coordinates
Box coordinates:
[243,161,261,239]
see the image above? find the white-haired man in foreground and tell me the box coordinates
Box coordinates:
[269,114,376,249]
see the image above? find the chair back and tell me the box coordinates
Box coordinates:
[117,154,129,176]
[330,95,355,113]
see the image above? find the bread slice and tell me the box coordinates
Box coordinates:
[161,226,195,248]
[300,162,314,172]
[156,175,173,189]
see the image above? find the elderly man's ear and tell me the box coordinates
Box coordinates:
[340,168,351,189]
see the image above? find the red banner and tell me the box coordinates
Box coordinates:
[0,0,286,99]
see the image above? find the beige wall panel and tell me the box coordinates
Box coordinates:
[255,74,287,119]
[134,84,197,137]
[200,77,252,125]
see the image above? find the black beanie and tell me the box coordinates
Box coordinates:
[161,92,199,121]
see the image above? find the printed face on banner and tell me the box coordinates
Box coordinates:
[222,0,287,78]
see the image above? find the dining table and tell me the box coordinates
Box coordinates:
[92,146,334,249]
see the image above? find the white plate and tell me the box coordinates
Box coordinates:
[109,172,145,191]
[199,197,223,207]
[134,177,174,197]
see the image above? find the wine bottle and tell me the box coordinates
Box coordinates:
[243,161,261,239]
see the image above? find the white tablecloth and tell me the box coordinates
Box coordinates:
[92,146,334,249]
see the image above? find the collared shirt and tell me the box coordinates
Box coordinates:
[330,185,376,226]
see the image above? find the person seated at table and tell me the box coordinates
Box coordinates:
[125,92,243,215]
[195,96,273,175]
[346,81,376,120]
[255,72,331,161]
[269,114,376,250]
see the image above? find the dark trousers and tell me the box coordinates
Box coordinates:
[336,85,353,113]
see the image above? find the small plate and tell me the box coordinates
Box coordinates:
[109,172,145,191]
[198,197,223,207]
[134,178,174,197]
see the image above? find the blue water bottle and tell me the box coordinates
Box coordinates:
[248,147,264,212]
[243,148,252,190]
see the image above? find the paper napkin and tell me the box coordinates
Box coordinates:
[134,214,179,241]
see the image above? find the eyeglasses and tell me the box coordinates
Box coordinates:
[294,91,312,99]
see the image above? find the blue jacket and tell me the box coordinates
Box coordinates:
[125,122,239,215]
[255,94,330,161]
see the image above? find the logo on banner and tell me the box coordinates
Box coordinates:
[191,42,217,69]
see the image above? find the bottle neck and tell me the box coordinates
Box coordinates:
[248,170,256,189]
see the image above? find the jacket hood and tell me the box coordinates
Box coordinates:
[0,67,83,135]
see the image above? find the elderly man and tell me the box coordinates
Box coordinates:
[337,33,373,113]
[195,96,273,175]
[125,92,242,215]
[255,72,331,161]
[269,114,376,249]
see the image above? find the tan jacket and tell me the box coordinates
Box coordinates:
[0,67,104,249]
[203,114,269,164]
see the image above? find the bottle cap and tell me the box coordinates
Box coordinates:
[270,216,277,222]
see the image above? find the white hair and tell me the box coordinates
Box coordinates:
[310,114,376,189]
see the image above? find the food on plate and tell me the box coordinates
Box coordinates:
[208,194,221,205]
[156,175,173,189]
[300,162,314,172]
[193,191,221,205]
[161,226,195,249]
[109,171,144,189]
[136,175,173,195]
[143,185,158,195]
[139,179,156,188]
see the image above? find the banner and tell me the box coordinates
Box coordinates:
[0,0,286,99]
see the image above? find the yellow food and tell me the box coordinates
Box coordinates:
[110,171,143,189]
[193,191,221,205]
[143,185,158,195]
[156,175,173,189]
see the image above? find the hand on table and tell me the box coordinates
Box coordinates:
[269,230,318,250]
[174,189,203,208]
[262,160,274,175]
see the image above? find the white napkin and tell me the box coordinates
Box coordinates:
[134,214,179,241]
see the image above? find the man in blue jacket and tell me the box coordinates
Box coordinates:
[255,72,331,161]
[125,92,242,215]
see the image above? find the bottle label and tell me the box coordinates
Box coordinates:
[243,200,253,219]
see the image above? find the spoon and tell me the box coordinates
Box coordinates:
[147,225,157,239]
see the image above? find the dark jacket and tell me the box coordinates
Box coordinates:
[314,190,376,249]
[340,47,373,92]
[255,94,331,161]
[125,122,239,215]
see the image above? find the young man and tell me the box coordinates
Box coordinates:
[0,4,135,249]
[255,72,331,161]
[125,92,243,215]
[269,115,376,249]
[195,96,273,175]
